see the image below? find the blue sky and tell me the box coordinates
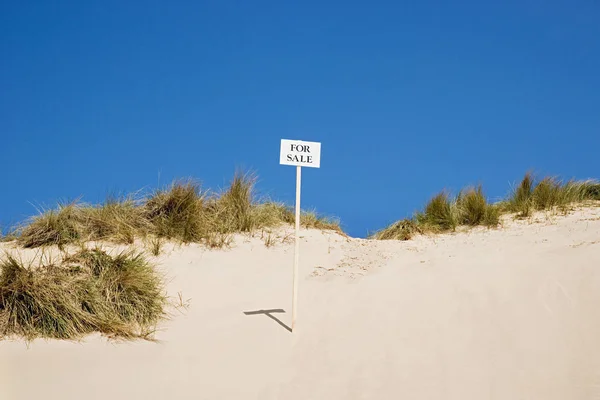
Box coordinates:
[1,1,599,237]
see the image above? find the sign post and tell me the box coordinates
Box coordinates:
[279,139,321,332]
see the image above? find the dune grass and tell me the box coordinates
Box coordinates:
[371,218,421,241]
[84,196,150,244]
[374,185,499,240]
[0,230,17,243]
[14,171,341,249]
[18,203,84,248]
[0,248,166,340]
[144,179,208,243]
[414,191,458,232]
[505,173,600,218]
[373,172,597,241]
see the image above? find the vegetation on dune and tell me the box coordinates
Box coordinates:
[373,185,499,240]
[505,173,600,218]
[18,203,84,248]
[415,191,458,232]
[0,248,165,340]
[373,172,598,241]
[7,169,596,248]
[84,197,150,244]
[583,183,600,200]
[12,171,341,249]
[144,179,208,243]
[371,218,421,241]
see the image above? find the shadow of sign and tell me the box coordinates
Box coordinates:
[243,309,292,333]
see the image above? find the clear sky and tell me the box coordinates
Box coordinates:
[1,1,599,237]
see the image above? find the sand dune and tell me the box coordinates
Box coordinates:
[2,207,600,399]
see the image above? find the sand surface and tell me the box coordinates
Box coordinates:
[2,207,600,399]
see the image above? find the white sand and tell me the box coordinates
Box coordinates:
[2,207,600,399]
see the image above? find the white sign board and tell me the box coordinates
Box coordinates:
[280,139,321,168]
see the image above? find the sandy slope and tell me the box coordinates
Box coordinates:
[1,207,600,399]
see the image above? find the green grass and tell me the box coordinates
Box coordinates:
[415,191,458,232]
[374,172,599,241]
[0,248,166,340]
[374,185,498,240]
[457,186,486,225]
[214,170,256,233]
[13,171,341,249]
[506,173,599,217]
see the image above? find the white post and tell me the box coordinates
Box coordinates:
[280,138,320,333]
[292,165,301,332]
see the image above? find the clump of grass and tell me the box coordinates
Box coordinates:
[456,185,499,227]
[373,184,499,240]
[300,210,342,231]
[482,204,501,227]
[456,186,486,225]
[583,182,600,200]
[83,196,150,244]
[415,192,458,232]
[251,202,292,227]
[252,203,342,232]
[506,173,600,216]
[506,172,535,218]
[149,237,162,256]
[0,254,103,339]
[212,171,256,233]
[372,218,420,240]
[144,179,207,243]
[531,176,578,211]
[65,249,166,328]
[17,198,150,248]
[263,231,275,248]
[17,203,85,249]
[205,232,233,248]
[0,248,166,340]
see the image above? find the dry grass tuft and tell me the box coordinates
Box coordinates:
[17,203,84,249]
[0,248,166,340]
[372,219,420,241]
[300,210,342,232]
[149,237,162,256]
[144,179,207,243]
[583,182,600,200]
[83,197,149,244]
